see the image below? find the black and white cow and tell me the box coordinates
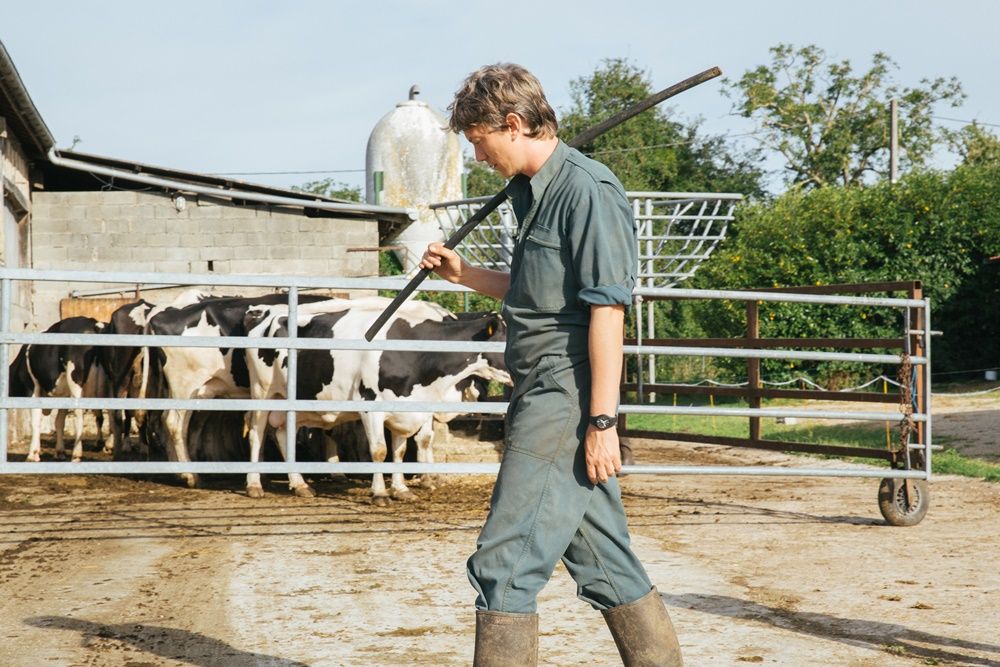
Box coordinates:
[98,299,156,456]
[8,316,113,462]
[243,296,509,503]
[140,292,332,489]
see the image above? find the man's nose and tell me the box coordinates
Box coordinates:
[474,146,487,162]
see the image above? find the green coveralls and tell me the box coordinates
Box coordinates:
[467,141,653,613]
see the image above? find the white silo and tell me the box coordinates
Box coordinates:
[366,85,463,273]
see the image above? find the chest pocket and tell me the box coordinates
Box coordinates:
[509,228,574,312]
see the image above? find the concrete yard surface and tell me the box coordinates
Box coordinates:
[1,431,999,666]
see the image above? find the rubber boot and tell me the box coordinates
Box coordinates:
[602,588,682,667]
[473,610,538,667]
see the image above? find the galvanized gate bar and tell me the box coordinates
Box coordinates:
[643,286,926,308]
[0,461,929,479]
[0,331,929,365]
[0,331,509,351]
[0,396,927,422]
[285,285,299,464]
[924,300,934,477]
[0,266,932,484]
[0,267,926,306]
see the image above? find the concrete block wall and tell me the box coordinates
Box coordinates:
[28,191,380,328]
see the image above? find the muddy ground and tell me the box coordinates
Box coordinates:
[1,393,998,666]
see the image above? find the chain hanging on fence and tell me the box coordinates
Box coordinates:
[896,352,916,453]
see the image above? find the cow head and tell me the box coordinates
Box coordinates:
[465,312,511,386]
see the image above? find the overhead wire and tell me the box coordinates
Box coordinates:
[930,115,1000,129]
[210,168,366,176]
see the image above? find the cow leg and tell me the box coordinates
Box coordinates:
[322,430,347,480]
[62,376,87,462]
[414,420,437,491]
[109,409,136,459]
[70,407,85,462]
[177,410,198,487]
[245,412,268,499]
[388,432,416,502]
[360,411,390,506]
[27,405,43,462]
[99,410,116,455]
[54,410,68,460]
[273,426,316,498]
[106,410,123,456]
[122,410,138,456]
[164,409,198,488]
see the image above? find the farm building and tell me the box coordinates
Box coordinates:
[2,39,428,448]
[1,39,416,332]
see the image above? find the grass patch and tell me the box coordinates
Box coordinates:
[625,394,1000,482]
[930,448,1000,481]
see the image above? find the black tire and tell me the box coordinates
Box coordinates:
[878,477,930,527]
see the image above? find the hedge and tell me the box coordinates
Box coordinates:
[675,163,1000,385]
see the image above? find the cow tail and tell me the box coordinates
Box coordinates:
[136,345,150,425]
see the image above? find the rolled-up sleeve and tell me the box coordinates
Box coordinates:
[568,178,638,309]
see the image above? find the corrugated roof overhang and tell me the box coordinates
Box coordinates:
[43,149,414,243]
[0,40,55,160]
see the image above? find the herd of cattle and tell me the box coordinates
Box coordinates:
[7,292,510,504]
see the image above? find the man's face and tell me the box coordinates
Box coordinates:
[464,124,518,178]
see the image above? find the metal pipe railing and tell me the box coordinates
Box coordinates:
[0,266,932,481]
[0,330,928,365]
[0,461,929,478]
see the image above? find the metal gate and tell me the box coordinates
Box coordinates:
[0,267,932,525]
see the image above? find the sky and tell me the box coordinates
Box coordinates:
[3,0,998,195]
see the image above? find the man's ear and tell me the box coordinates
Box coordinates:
[504,112,523,140]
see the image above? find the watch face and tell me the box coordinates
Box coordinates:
[593,415,615,429]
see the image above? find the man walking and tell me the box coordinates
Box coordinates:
[421,63,682,667]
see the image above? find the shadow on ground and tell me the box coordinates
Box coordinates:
[25,616,310,667]
[662,592,1000,666]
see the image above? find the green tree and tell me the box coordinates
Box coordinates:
[554,58,764,378]
[463,157,506,197]
[293,177,362,201]
[724,44,964,189]
[691,162,1000,382]
[949,123,1000,166]
[560,58,764,196]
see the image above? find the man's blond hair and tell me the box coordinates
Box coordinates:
[448,63,558,139]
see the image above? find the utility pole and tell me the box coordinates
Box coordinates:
[889,99,899,183]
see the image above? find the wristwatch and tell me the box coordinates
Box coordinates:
[589,413,618,430]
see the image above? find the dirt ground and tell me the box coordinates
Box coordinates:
[1,394,998,666]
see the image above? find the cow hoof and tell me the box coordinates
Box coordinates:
[292,485,316,498]
[72,456,82,463]
[102,445,114,455]
[54,451,67,461]
[391,488,417,502]
[247,486,265,499]
[619,442,635,468]
[417,476,438,491]
[181,473,199,489]
[371,495,391,507]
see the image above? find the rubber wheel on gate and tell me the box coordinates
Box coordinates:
[878,477,929,527]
